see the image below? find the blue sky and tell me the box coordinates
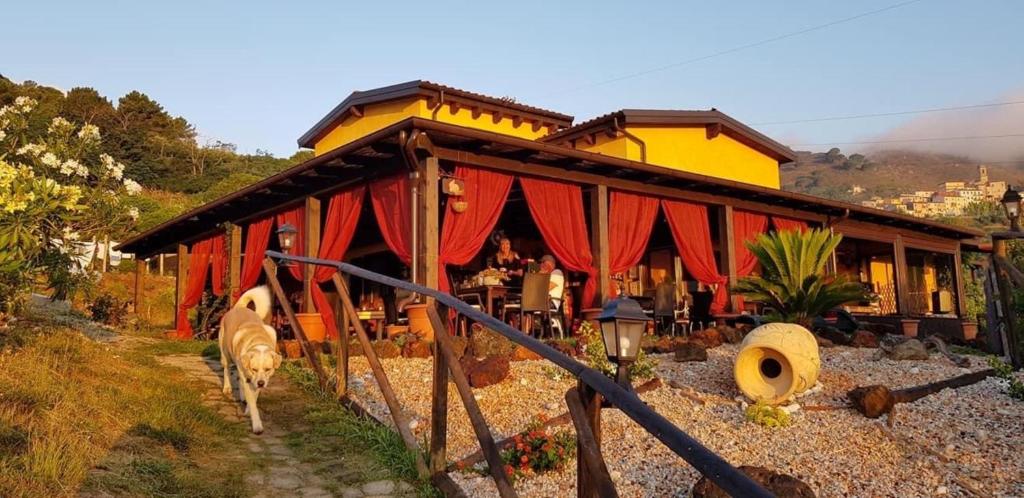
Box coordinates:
[3,0,1022,159]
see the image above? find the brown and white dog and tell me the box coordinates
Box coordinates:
[219,286,281,434]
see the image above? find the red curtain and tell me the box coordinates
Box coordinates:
[209,235,226,297]
[661,199,729,313]
[609,191,659,297]
[312,187,365,338]
[733,211,770,310]
[370,174,412,264]
[438,166,514,293]
[175,234,225,339]
[520,177,599,308]
[772,216,809,232]
[235,215,274,299]
[275,205,305,282]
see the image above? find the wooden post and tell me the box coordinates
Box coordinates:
[419,157,440,292]
[717,205,737,312]
[227,223,242,305]
[134,259,145,314]
[100,235,109,273]
[158,253,165,276]
[262,258,329,387]
[893,234,911,316]
[566,388,618,498]
[429,305,449,475]
[332,273,430,479]
[993,239,1022,367]
[174,244,188,330]
[426,307,517,498]
[337,280,350,398]
[575,381,603,498]
[303,196,321,313]
[589,185,610,305]
[953,245,967,318]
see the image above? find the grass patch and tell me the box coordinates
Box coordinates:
[0,318,248,498]
[280,362,440,497]
[137,339,219,359]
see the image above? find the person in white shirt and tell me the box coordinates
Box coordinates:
[540,255,564,308]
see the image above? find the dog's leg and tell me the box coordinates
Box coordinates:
[240,379,263,434]
[220,346,232,397]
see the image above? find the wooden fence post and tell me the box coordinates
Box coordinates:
[566,388,617,498]
[336,289,349,398]
[429,308,449,475]
[262,258,329,388]
[574,381,603,498]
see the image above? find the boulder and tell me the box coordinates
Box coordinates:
[674,341,708,362]
[470,324,517,357]
[888,339,929,360]
[814,335,835,348]
[815,326,850,346]
[693,466,816,498]
[716,325,743,344]
[850,330,879,348]
[448,335,469,360]
[371,340,401,359]
[847,385,894,418]
[545,340,576,357]
[690,328,723,349]
[460,355,510,388]
[859,322,897,336]
[653,336,676,353]
[348,339,364,357]
[512,345,543,362]
[403,340,432,358]
[640,334,660,353]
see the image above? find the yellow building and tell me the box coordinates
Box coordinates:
[299,82,794,189]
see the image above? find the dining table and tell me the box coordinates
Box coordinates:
[456,285,519,317]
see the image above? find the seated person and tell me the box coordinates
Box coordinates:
[494,237,523,285]
[539,254,564,309]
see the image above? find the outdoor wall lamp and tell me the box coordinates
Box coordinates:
[1001,187,1021,232]
[598,296,651,391]
[276,223,298,266]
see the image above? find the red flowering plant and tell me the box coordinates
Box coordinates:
[499,414,576,481]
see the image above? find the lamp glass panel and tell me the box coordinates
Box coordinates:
[600,320,618,359]
[619,319,645,359]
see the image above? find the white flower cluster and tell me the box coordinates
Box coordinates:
[128,207,140,220]
[14,96,35,111]
[41,152,60,167]
[77,123,100,142]
[100,153,125,180]
[48,116,73,135]
[123,178,142,195]
[59,159,89,178]
[15,143,44,157]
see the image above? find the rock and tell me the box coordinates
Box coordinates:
[851,330,879,348]
[889,339,929,360]
[460,355,511,388]
[815,326,850,346]
[936,485,948,495]
[690,328,723,349]
[362,480,396,495]
[348,339,364,357]
[640,334,660,353]
[814,335,835,348]
[402,340,432,358]
[545,340,576,357]
[716,325,743,344]
[449,335,468,360]
[653,336,675,353]
[860,322,897,336]
[674,341,708,362]
[847,385,894,418]
[511,345,542,361]
[371,340,401,359]
[470,324,517,357]
[692,466,816,498]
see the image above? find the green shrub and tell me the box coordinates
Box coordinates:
[499,414,575,481]
[578,320,657,381]
[745,402,791,428]
[88,293,129,325]
[988,356,1024,401]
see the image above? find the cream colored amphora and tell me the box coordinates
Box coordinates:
[733,322,821,405]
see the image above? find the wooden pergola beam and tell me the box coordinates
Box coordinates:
[174,244,188,330]
[303,196,321,313]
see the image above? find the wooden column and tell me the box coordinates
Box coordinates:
[158,254,165,276]
[227,223,242,305]
[302,196,321,313]
[133,259,145,314]
[589,185,610,305]
[174,244,188,330]
[717,205,738,312]
[893,234,910,315]
[575,382,603,498]
[418,157,440,291]
[953,245,967,318]
[993,239,1022,367]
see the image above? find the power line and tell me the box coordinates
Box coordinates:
[544,0,927,97]
[790,133,1024,147]
[751,100,1024,126]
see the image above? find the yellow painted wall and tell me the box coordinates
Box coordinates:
[575,125,781,189]
[313,97,552,156]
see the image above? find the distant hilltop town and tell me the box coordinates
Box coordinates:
[858,165,1006,217]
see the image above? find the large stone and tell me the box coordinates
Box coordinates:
[888,339,929,360]
[403,340,432,358]
[512,345,543,361]
[814,326,850,346]
[470,324,517,357]
[674,341,708,362]
[690,328,723,349]
[814,335,835,348]
[693,466,816,498]
[653,336,676,353]
[848,385,894,418]
[362,480,396,495]
[460,355,511,388]
[371,340,401,359]
[851,330,879,348]
[715,325,743,344]
[449,335,469,360]
[545,339,576,357]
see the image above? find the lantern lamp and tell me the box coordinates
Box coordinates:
[276,223,298,266]
[597,296,651,389]
[1001,187,1022,232]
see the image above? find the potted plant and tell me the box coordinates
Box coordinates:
[931,267,954,314]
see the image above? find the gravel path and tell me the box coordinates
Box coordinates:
[159,354,414,498]
[345,344,1024,497]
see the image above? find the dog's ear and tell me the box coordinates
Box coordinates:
[240,351,254,371]
[272,352,282,369]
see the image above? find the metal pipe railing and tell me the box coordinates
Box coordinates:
[266,250,773,498]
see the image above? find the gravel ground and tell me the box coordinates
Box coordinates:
[345,345,1024,498]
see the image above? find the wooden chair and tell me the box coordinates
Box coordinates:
[519,273,563,338]
[654,282,677,336]
[690,290,714,332]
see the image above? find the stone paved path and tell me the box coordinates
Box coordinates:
[158,354,414,498]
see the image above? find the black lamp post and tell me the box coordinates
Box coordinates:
[276,223,298,266]
[597,296,651,390]
[1001,187,1022,232]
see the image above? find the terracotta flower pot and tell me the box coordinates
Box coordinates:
[295,313,326,343]
[282,340,303,359]
[900,319,921,338]
[960,321,978,341]
[405,304,435,341]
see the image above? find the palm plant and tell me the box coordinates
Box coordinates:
[734,228,867,327]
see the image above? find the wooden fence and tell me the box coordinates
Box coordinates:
[262,251,773,498]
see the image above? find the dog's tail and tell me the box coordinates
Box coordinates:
[235,286,272,321]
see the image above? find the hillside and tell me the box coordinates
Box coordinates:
[781,148,1024,203]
